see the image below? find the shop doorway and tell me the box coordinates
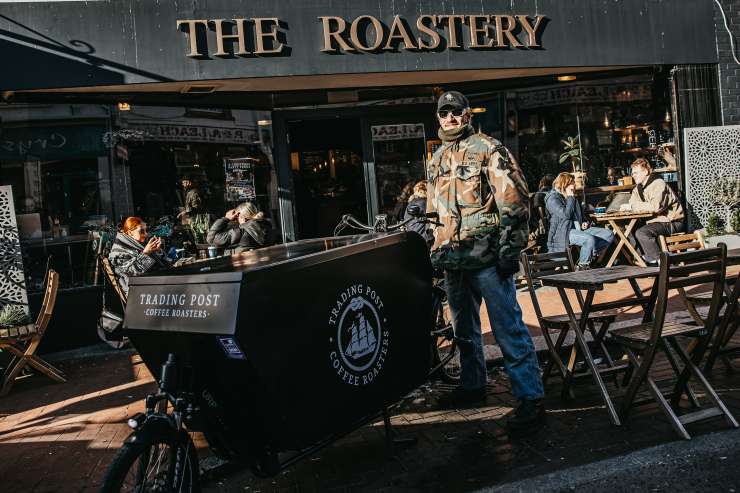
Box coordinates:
[287,118,366,239]
[366,120,430,222]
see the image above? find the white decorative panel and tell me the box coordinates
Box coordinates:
[0,186,29,312]
[684,125,740,230]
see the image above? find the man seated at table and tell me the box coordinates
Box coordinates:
[620,158,685,265]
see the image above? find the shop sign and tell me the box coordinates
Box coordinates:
[517,81,653,110]
[176,14,546,58]
[123,124,259,145]
[371,124,425,142]
[0,125,107,159]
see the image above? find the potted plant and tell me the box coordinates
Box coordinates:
[703,211,740,249]
[0,304,32,337]
[559,136,586,189]
[186,213,212,258]
[711,176,740,233]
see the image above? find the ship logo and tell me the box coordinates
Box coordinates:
[344,306,377,360]
[338,296,382,372]
[329,284,389,386]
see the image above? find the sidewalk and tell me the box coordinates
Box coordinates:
[0,282,738,492]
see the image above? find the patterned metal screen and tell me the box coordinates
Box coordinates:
[683,125,740,230]
[0,186,29,312]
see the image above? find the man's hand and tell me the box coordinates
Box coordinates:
[495,257,520,279]
[225,209,239,221]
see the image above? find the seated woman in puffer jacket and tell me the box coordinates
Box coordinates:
[108,217,171,295]
[546,173,614,269]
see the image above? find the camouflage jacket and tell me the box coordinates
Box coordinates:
[426,131,530,270]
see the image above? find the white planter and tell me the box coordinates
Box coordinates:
[705,233,740,249]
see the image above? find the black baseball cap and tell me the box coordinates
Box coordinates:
[437,91,470,111]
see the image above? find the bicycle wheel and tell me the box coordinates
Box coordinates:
[100,426,200,493]
[430,292,461,384]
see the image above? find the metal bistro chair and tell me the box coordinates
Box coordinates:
[0,269,65,396]
[608,245,739,439]
[521,248,617,397]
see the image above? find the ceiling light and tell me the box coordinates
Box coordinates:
[257,119,272,126]
[471,107,487,114]
[557,75,577,82]
[117,102,131,111]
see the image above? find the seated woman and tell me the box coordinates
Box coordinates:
[235,201,276,252]
[546,173,614,269]
[108,217,171,294]
[206,207,242,249]
[403,181,433,246]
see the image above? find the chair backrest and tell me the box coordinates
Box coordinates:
[102,256,127,305]
[521,248,576,321]
[659,231,705,254]
[650,245,727,342]
[34,269,59,336]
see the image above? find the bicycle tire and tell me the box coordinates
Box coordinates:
[99,427,200,493]
[430,292,461,384]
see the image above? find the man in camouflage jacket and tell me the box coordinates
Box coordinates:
[428,91,545,432]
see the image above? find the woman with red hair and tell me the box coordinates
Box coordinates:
[108,217,171,294]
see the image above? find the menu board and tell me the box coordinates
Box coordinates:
[224,157,256,202]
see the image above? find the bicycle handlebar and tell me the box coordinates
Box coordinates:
[333,212,441,236]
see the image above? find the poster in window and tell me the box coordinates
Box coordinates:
[223,157,257,202]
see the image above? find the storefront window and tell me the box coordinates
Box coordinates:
[371,123,427,221]
[516,74,675,192]
[0,117,112,293]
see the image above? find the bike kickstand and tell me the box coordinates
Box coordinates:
[382,407,417,451]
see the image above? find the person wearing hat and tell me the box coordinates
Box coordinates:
[428,91,545,433]
[177,175,204,224]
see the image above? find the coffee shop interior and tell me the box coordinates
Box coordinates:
[1,65,683,349]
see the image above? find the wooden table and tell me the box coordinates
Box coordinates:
[540,265,660,426]
[591,212,654,267]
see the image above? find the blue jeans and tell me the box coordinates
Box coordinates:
[444,265,544,401]
[569,227,614,265]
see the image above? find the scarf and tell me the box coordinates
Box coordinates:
[636,174,657,202]
[438,124,474,143]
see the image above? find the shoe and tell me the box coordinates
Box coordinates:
[575,263,590,271]
[437,386,486,409]
[506,399,546,434]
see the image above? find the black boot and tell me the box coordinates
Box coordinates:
[506,399,546,434]
[437,386,486,409]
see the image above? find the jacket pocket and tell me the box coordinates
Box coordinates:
[454,162,483,207]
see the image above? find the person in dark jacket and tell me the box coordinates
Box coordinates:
[403,181,433,246]
[235,201,275,252]
[206,208,242,248]
[546,172,614,269]
[108,216,171,294]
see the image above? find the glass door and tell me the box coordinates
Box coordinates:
[365,121,428,223]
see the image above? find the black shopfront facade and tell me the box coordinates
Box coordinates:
[0,0,725,350]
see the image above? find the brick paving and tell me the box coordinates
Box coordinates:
[0,278,738,492]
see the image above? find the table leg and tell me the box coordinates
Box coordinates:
[621,219,647,267]
[557,287,621,426]
[605,220,625,268]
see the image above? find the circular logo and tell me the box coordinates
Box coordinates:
[328,284,389,387]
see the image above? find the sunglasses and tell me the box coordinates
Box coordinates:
[438,108,465,119]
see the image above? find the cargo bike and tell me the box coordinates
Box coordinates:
[100,215,459,493]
